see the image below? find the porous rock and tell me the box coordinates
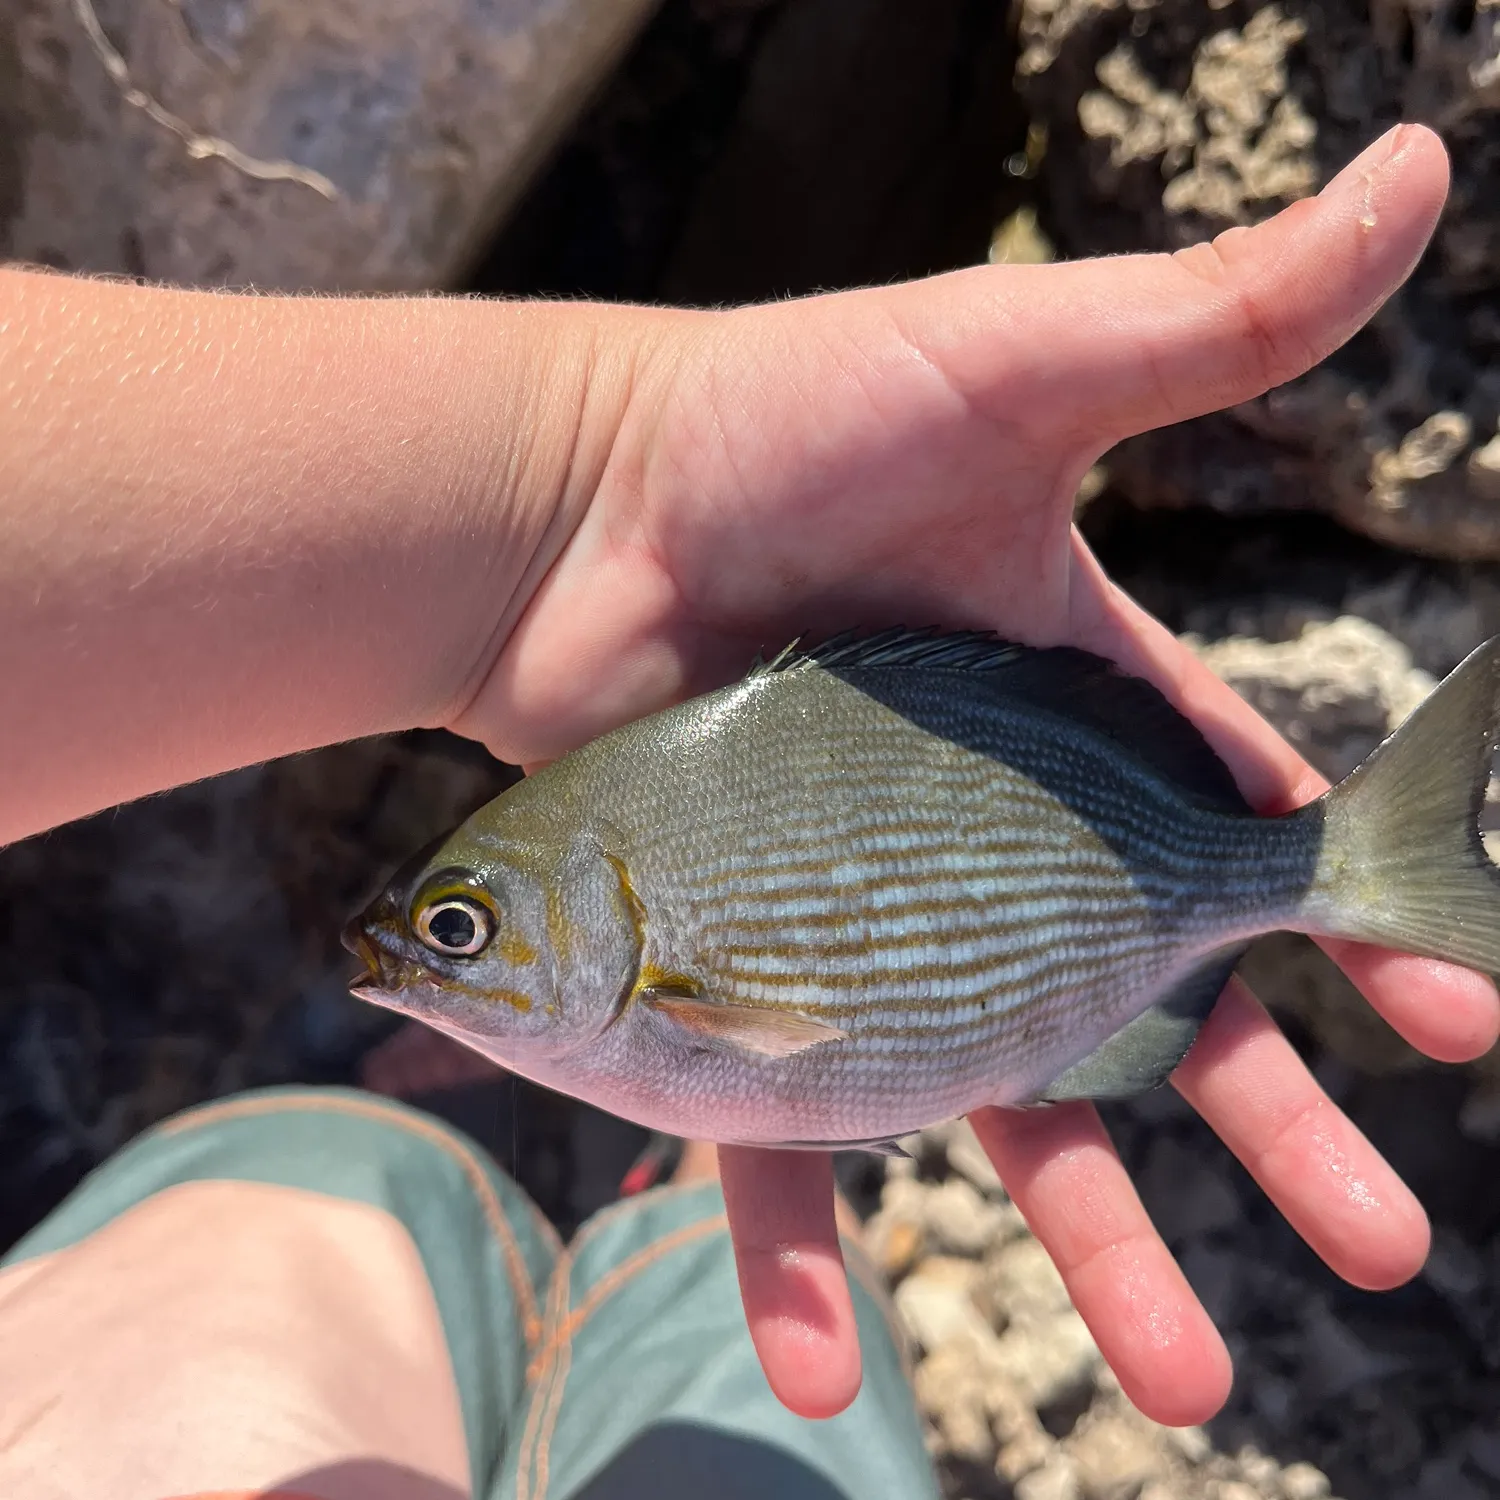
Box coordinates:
[1067,1411,1169,1500]
[1015,0,1500,559]
[893,1255,989,1354]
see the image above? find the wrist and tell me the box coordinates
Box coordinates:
[0,268,661,841]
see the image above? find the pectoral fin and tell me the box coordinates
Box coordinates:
[1030,946,1247,1104]
[643,989,848,1058]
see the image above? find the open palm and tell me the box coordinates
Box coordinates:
[456,125,1499,1425]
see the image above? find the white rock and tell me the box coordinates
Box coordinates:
[1234,1447,1282,1494]
[880,1172,932,1218]
[1279,1461,1332,1500]
[981,1236,1076,1327]
[992,1310,1102,1409]
[998,1424,1058,1484]
[1209,1483,1263,1500]
[893,1257,987,1353]
[1164,1425,1213,1465]
[1018,1455,1084,1500]
[1190,616,1434,783]
[947,1119,1009,1197]
[913,1344,996,1467]
[924,1176,1018,1258]
[1069,1413,1168,1499]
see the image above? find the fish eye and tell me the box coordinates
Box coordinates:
[414,897,494,957]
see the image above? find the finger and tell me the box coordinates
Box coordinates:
[718,1145,862,1419]
[902,123,1449,449]
[1174,977,1429,1289]
[969,1102,1232,1427]
[1071,537,1500,1065]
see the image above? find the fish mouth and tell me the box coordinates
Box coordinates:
[342,916,419,1006]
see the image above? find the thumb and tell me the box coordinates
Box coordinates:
[897,123,1450,449]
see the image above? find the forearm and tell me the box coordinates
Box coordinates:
[0,267,644,846]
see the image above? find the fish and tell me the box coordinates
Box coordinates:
[343,627,1500,1153]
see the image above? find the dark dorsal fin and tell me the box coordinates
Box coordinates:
[750,626,1026,677]
[751,626,1250,812]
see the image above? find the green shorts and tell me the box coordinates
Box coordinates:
[1,1086,939,1500]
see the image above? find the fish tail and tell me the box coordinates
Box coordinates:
[1306,634,1500,973]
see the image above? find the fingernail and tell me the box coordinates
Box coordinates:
[1319,124,1410,204]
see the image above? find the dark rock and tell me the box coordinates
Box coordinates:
[1016,0,1500,560]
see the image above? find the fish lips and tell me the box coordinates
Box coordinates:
[342,915,418,1006]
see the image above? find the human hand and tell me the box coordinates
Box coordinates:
[453,124,1498,1424]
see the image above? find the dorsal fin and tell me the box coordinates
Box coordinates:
[749,626,1025,678]
[751,626,1250,811]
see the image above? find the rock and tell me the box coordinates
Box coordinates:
[1414,1451,1489,1500]
[913,1342,997,1467]
[5,0,660,288]
[1422,1227,1486,1304]
[1458,1080,1500,1142]
[893,1255,988,1353]
[992,1310,1103,1410]
[998,1424,1060,1485]
[1234,1448,1282,1495]
[1164,1426,1213,1466]
[1014,0,1500,559]
[1177,1241,1241,1326]
[924,1176,1020,1258]
[947,1118,1010,1198]
[1471,430,1500,501]
[1247,1371,1295,1430]
[1068,1413,1168,1500]
[866,1214,925,1282]
[1467,1428,1500,1483]
[1188,617,1434,785]
[1134,1135,1241,1243]
[978,1236,1076,1328]
[989,1373,1048,1446]
[658,0,1016,305]
[866,1172,930,1277]
[1279,1462,1332,1500]
[1018,1456,1084,1500]
[1301,1301,1412,1399]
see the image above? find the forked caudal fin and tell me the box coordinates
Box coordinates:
[1309,634,1500,974]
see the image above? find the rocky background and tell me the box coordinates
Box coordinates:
[5,1,1500,1497]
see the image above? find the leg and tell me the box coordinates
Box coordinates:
[0,1088,560,1500]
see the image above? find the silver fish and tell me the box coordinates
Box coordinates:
[344,629,1500,1151]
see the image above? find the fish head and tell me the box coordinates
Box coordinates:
[343,801,642,1066]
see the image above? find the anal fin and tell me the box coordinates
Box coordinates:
[1031,946,1247,1104]
[730,1136,915,1159]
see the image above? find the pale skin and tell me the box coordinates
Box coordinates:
[2,123,1494,1430]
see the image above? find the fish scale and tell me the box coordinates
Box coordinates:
[348,628,1500,1150]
